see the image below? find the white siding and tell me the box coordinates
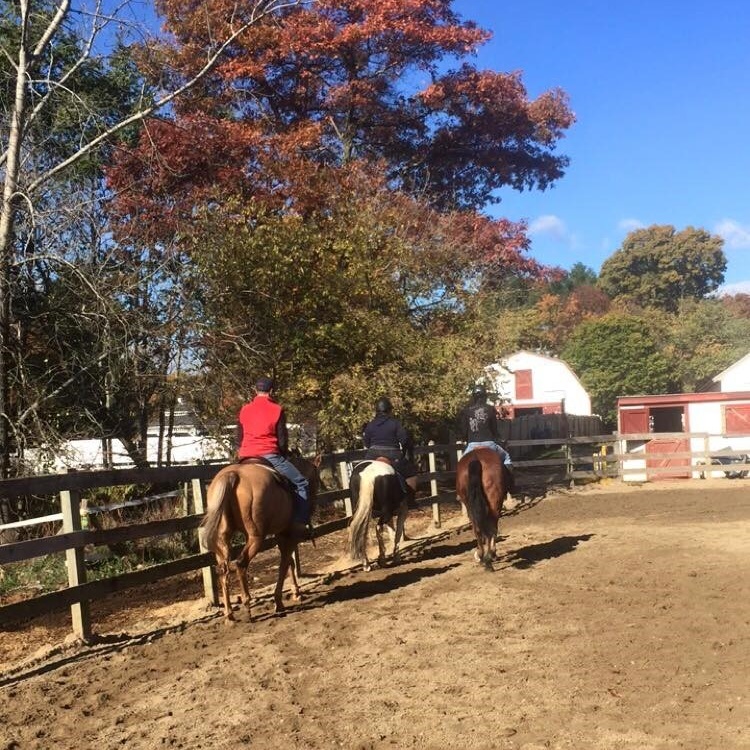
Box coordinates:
[27,435,232,473]
[717,362,750,391]
[488,351,591,415]
[688,401,750,453]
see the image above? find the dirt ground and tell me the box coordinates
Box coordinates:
[1,478,750,750]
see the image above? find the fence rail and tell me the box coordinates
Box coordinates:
[1,432,748,639]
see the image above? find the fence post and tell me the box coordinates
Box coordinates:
[60,486,91,642]
[456,441,468,519]
[337,457,353,517]
[427,440,441,528]
[702,435,710,478]
[566,441,574,487]
[192,478,217,606]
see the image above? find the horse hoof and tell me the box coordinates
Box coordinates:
[274,601,286,615]
[363,564,371,572]
[473,550,481,563]
[224,613,236,623]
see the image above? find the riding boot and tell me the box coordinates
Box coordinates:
[505,466,516,496]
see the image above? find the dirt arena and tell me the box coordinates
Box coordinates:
[1,479,749,750]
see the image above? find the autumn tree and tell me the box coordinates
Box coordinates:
[134,0,575,214]
[107,0,575,248]
[185,165,540,447]
[598,225,726,312]
[106,0,574,437]
[0,0,302,476]
[721,293,750,320]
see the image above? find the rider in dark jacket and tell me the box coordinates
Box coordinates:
[363,397,418,499]
[458,385,514,489]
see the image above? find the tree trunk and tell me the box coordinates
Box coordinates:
[0,12,30,478]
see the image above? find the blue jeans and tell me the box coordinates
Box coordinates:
[463,441,512,467]
[262,453,310,523]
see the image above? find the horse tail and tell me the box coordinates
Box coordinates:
[348,466,378,561]
[465,458,490,532]
[200,470,239,552]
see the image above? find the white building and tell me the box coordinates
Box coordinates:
[711,351,750,392]
[617,350,750,481]
[486,350,592,417]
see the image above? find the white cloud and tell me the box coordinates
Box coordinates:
[528,214,569,241]
[715,219,750,250]
[717,280,750,296]
[618,218,645,233]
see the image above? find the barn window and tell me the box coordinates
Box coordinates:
[650,406,684,433]
[724,404,750,435]
[515,370,533,399]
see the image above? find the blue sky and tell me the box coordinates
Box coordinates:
[453,1,750,292]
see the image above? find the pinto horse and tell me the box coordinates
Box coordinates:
[347,459,407,571]
[200,454,319,620]
[455,447,509,570]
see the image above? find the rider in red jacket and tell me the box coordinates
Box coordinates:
[236,377,310,533]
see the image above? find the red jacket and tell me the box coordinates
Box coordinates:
[236,395,288,458]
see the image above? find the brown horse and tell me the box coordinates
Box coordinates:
[455,447,509,570]
[200,455,319,620]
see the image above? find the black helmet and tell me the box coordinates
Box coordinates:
[472,383,487,400]
[375,397,393,415]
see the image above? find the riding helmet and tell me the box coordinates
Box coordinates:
[375,396,393,415]
[472,383,487,400]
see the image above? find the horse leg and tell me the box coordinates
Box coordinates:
[392,502,407,564]
[274,537,297,613]
[480,528,494,571]
[361,522,372,572]
[233,536,263,618]
[489,517,499,560]
[470,521,485,565]
[215,531,235,621]
[375,522,387,567]
[286,543,302,603]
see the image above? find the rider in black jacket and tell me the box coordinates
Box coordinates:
[458,385,514,490]
[363,397,418,500]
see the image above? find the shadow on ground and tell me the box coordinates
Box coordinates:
[502,533,594,570]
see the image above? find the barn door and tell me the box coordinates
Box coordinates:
[645,438,690,480]
[725,405,750,435]
[620,408,648,435]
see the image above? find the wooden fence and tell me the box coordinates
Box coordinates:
[1,434,748,641]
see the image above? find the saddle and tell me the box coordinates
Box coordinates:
[237,456,298,497]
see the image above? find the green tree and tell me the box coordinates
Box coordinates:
[562,313,674,427]
[549,262,598,296]
[598,225,726,312]
[662,299,750,392]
